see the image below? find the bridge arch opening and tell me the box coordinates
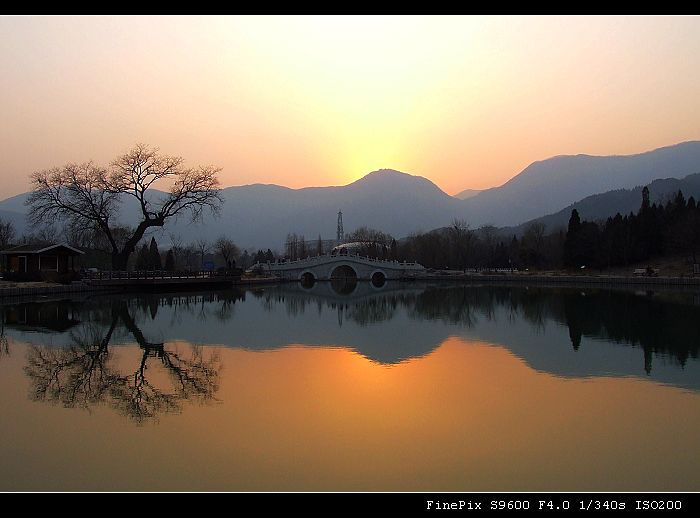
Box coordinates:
[330,264,358,295]
[330,264,358,281]
[300,271,315,288]
[371,271,386,288]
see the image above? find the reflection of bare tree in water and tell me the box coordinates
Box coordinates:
[24,301,220,424]
[0,315,8,358]
[26,320,118,408]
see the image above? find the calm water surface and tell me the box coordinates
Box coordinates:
[1,282,699,491]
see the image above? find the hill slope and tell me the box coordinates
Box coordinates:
[503,173,700,237]
[459,141,700,227]
[3,141,700,250]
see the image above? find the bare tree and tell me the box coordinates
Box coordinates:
[478,225,498,266]
[0,218,16,249]
[15,223,57,247]
[347,226,391,246]
[448,218,474,269]
[297,234,307,259]
[34,224,58,246]
[285,233,298,260]
[213,236,240,269]
[346,226,393,258]
[182,244,198,271]
[27,144,223,270]
[168,233,184,269]
[195,238,210,270]
[521,221,547,268]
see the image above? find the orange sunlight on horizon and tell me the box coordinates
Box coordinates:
[3,336,700,490]
[1,15,700,198]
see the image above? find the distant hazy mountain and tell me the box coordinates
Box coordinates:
[459,141,700,227]
[502,173,700,237]
[0,194,27,238]
[210,170,463,249]
[454,188,482,200]
[0,209,25,235]
[0,191,175,243]
[3,141,700,250]
[0,169,465,250]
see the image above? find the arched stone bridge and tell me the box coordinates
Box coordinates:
[251,254,426,282]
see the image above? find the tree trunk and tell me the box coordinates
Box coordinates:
[112,250,131,271]
[111,218,163,270]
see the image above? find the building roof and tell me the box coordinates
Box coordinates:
[0,243,85,255]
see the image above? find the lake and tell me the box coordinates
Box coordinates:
[1,281,699,491]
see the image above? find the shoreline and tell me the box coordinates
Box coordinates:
[1,272,698,301]
[411,272,700,287]
[0,276,280,301]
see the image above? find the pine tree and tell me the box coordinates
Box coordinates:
[563,209,582,267]
[641,186,650,212]
[164,249,175,271]
[148,237,161,271]
[136,243,149,271]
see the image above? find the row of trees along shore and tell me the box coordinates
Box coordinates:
[2,141,697,273]
[284,227,398,261]
[397,187,699,271]
[132,235,273,272]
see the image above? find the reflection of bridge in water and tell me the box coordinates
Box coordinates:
[296,278,424,301]
[252,254,426,283]
[3,284,700,390]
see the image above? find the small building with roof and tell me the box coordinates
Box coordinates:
[0,243,84,282]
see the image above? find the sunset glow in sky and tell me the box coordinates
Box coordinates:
[1,15,700,198]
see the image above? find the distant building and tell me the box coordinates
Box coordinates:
[0,243,84,281]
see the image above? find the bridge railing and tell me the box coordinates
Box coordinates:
[82,269,236,281]
[251,254,422,269]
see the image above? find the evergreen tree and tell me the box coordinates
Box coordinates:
[164,249,175,271]
[136,243,149,271]
[641,185,650,212]
[148,237,161,270]
[563,209,582,267]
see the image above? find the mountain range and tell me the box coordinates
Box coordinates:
[454,188,482,200]
[503,172,700,237]
[1,141,699,250]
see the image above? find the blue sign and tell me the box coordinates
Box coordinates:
[203,261,215,271]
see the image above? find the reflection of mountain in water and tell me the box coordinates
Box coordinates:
[2,283,700,390]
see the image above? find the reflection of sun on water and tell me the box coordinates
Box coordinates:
[2,336,700,491]
[186,337,700,491]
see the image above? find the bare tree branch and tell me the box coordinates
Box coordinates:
[26,144,223,269]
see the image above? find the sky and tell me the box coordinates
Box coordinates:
[1,15,700,199]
